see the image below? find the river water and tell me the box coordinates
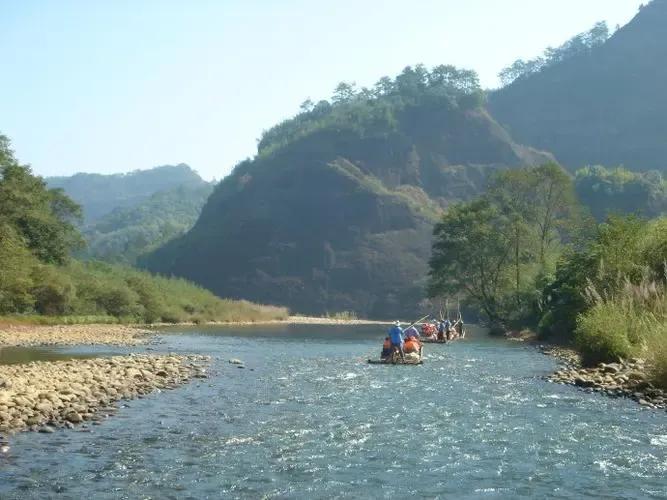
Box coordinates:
[0,325,665,499]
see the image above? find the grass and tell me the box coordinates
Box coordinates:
[0,260,290,326]
[575,273,667,388]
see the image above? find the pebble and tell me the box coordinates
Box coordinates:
[0,324,153,348]
[544,352,666,411]
[0,354,209,436]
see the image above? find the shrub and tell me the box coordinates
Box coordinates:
[30,265,76,315]
[575,302,636,365]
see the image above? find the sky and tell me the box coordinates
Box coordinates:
[1,0,645,181]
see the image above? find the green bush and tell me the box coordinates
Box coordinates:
[575,303,636,365]
[30,265,75,315]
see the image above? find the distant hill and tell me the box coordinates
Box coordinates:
[141,65,552,318]
[489,0,667,171]
[81,183,214,265]
[47,164,207,223]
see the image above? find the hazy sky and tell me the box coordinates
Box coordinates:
[2,0,644,180]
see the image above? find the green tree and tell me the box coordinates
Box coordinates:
[429,199,513,323]
[0,223,36,313]
[0,134,83,264]
[332,82,357,104]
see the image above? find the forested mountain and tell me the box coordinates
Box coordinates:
[81,183,213,265]
[141,65,552,318]
[0,134,286,323]
[489,0,667,171]
[47,164,207,223]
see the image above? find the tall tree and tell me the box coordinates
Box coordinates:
[429,199,513,323]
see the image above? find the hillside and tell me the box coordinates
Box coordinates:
[141,66,552,318]
[0,134,286,323]
[489,0,667,171]
[47,164,207,223]
[81,183,213,265]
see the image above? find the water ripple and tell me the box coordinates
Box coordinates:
[0,325,665,499]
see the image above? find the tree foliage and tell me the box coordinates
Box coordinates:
[540,215,667,342]
[81,183,213,264]
[0,134,83,264]
[429,163,579,326]
[0,134,286,323]
[575,166,667,221]
[257,64,484,158]
[498,22,610,86]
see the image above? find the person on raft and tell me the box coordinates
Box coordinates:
[381,337,393,360]
[437,318,450,341]
[404,324,420,339]
[389,321,405,361]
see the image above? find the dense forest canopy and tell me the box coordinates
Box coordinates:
[257,64,485,159]
[0,135,83,265]
[428,163,580,325]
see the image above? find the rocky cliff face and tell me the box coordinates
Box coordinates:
[142,84,552,317]
[489,0,667,171]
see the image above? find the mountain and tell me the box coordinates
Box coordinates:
[47,164,207,223]
[81,183,214,265]
[489,0,667,171]
[141,66,552,318]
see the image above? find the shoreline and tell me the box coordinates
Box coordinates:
[0,354,209,443]
[503,330,666,411]
[532,340,666,411]
[159,316,391,327]
[0,316,389,349]
[0,316,385,443]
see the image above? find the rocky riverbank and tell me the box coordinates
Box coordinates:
[0,324,153,347]
[0,354,209,440]
[540,346,666,410]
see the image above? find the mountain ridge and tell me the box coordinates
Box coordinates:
[47,164,208,223]
[141,66,552,317]
[489,0,667,171]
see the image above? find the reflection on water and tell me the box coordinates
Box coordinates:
[0,346,93,365]
[0,324,665,499]
[0,345,126,365]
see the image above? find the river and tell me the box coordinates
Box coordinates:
[0,325,665,499]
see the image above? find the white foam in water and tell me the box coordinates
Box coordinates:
[3,325,667,499]
[650,435,667,446]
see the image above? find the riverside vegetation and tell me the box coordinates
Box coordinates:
[0,134,288,324]
[428,163,667,395]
